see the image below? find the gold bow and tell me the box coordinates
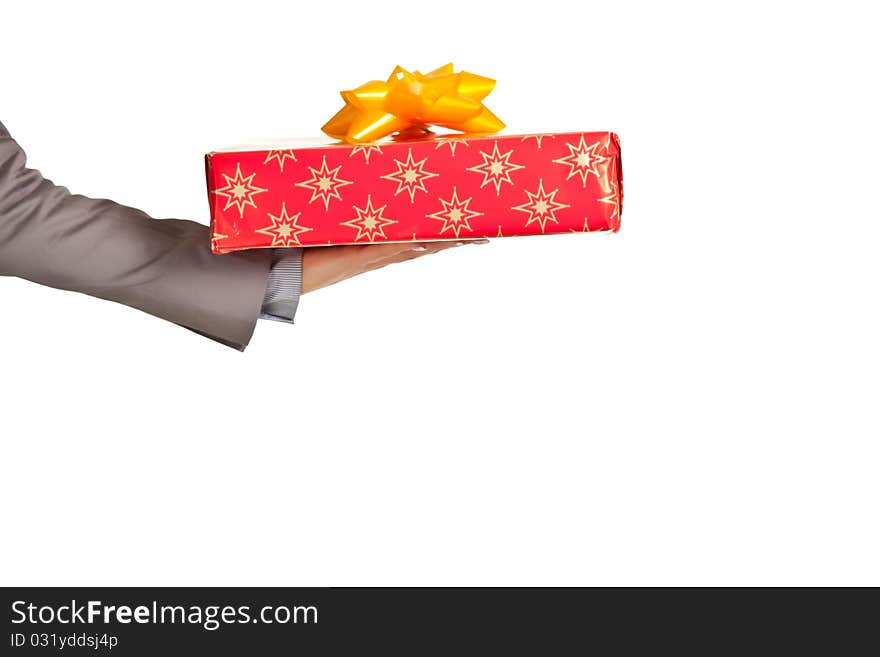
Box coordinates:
[322,63,505,144]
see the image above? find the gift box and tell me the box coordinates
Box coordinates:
[205,131,622,254]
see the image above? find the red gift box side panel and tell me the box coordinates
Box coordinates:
[207,132,622,254]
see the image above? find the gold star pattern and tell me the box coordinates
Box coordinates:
[255,202,313,246]
[350,144,383,164]
[263,149,297,172]
[211,231,229,252]
[598,161,621,228]
[466,141,525,195]
[552,135,608,187]
[520,134,555,149]
[569,217,591,233]
[380,148,439,203]
[295,155,353,211]
[604,132,623,164]
[598,153,619,194]
[604,132,618,153]
[425,187,483,238]
[511,178,570,232]
[434,138,470,156]
[212,162,267,218]
[340,195,397,241]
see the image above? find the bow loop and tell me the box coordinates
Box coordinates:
[322,64,504,144]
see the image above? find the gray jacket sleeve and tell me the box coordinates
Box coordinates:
[0,121,273,350]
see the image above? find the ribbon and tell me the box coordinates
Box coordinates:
[322,63,505,144]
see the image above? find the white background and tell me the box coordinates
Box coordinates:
[1,0,878,586]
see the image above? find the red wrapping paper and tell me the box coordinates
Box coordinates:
[206,131,621,253]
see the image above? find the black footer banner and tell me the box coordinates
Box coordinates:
[1,587,873,654]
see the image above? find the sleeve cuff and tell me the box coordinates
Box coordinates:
[260,248,303,323]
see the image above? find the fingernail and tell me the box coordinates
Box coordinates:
[454,241,465,247]
[471,239,490,245]
[411,245,428,251]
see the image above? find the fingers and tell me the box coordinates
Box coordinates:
[362,239,486,267]
[355,242,424,263]
[386,239,489,257]
[301,239,490,293]
[358,239,490,275]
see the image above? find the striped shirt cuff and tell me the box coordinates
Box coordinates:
[260,248,302,323]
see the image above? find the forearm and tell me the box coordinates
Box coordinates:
[0,122,274,349]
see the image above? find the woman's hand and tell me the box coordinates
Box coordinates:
[302,240,487,294]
